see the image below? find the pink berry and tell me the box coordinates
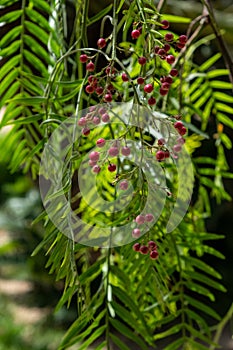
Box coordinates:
[108,147,119,157]
[86,61,95,71]
[82,127,90,136]
[169,68,178,77]
[92,116,100,125]
[131,29,140,39]
[102,113,110,123]
[161,20,169,29]
[133,242,141,251]
[108,163,116,172]
[165,33,174,42]
[85,85,94,94]
[173,144,182,153]
[179,35,187,43]
[148,97,156,106]
[145,214,154,222]
[179,126,187,136]
[92,165,101,173]
[89,160,97,166]
[148,240,157,250]
[96,138,106,147]
[97,38,106,49]
[150,250,159,260]
[78,117,87,126]
[164,150,170,158]
[137,77,144,85]
[119,180,128,190]
[132,228,141,238]
[98,107,107,115]
[95,86,104,95]
[89,151,100,162]
[144,84,153,93]
[156,150,165,160]
[140,245,149,255]
[166,54,175,64]
[121,146,131,156]
[162,82,170,90]
[158,138,165,146]
[135,215,145,225]
[122,73,129,82]
[80,54,88,63]
[177,136,185,145]
[138,56,147,65]
[104,93,112,103]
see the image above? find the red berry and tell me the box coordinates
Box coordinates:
[92,165,101,173]
[89,151,100,162]
[131,29,140,39]
[154,46,160,54]
[137,77,144,85]
[78,117,87,126]
[173,144,182,153]
[102,113,110,122]
[169,68,178,77]
[148,240,157,250]
[132,228,141,238]
[96,138,106,147]
[150,250,159,260]
[88,75,97,84]
[97,38,106,49]
[104,93,112,103]
[108,147,119,157]
[122,73,129,82]
[133,243,141,251]
[158,138,165,146]
[158,48,166,56]
[86,61,95,72]
[165,33,174,42]
[119,180,128,190]
[82,127,90,136]
[177,42,185,49]
[179,35,187,43]
[166,54,175,64]
[144,84,153,93]
[80,54,88,63]
[108,163,116,172]
[159,88,168,96]
[165,76,173,84]
[98,107,107,115]
[95,86,104,95]
[85,85,94,94]
[174,121,183,129]
[156,150,165,160]
[164,150,170,158]
[148,97,156,106]
[135,215,145,225]
[145,214,154,222]
[162,82,170,90]
[140,245,149,255]
[164,43,171,52]
[179,126,187,136]
[106,66,116,75]
[121,146,131,156]
[138,56,147,65]
[89,160,97,166]
[161,20,169,29]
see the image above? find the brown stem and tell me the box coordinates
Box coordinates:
[157,0,166,13]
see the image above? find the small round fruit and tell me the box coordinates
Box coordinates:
[150,250,159,260]
[138,56,147,65]
[104,93,112,103]
[108,163,116,172]
[179,126,187,136]
[179,35,187,43]
[86,61,95,71]
[95,86,104,95]
[108,147,119,157]
[131,29,140,39]
[164,33,174,42]
[174,121,183,129]
[148,97,156,106]
[102,113,110,123]
[158,48,166,56]
[159,88,168,96]
[164,43,170,52]
[122,73,129,82]
[133,243,141,251]
[89,160,97,166]
[169,68,178,77]
[82,127,90,136]
[96,138,106,147]
[164,150,170,158]
[145,214,154,222]
[162,82,170,90]
[137,77,144,85]
[166,54,175,64]
[148,240,157,250]
[89,151,100,162]
[140,245,149,255]
[119,180,128,190]
[173,144,182,153]
[156,150,165,160]
[144,84,153,93]
[177,42,185,49]
[92,116,100,125]
[97,38,106,49]
[165,76,173,84]
[158,138,165,146]
[121,146,131,156]
[85,85,94,94]
[161,19,169,29]
[78,117,87,126]
[92,165,101,173]
[135,215,145,225]
[132,228,141,238]
[79,54,88,63]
